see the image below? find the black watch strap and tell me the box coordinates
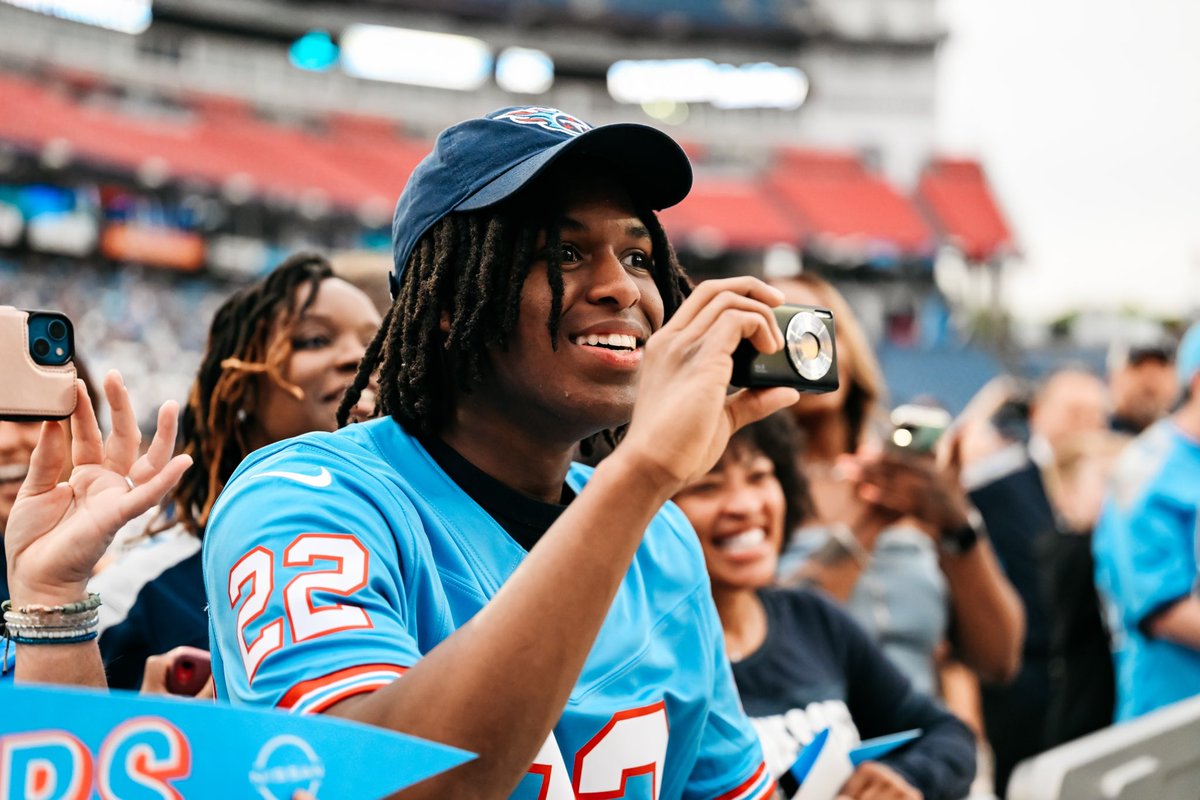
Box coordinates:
[941,510,985,556]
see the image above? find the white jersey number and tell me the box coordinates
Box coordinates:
[530,702,669,800]
[229,535,372,682]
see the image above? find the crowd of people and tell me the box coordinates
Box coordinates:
[2,106,1198,800]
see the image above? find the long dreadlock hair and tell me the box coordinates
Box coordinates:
[337,179,692,449]
[167,252,334,536]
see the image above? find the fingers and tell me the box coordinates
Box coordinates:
[725,387,801,433]
[129,400,181,486]
[116,453,192,523]
[140,652,171,695]
[18,421,68,498]
[840,762,920,800]
[70,380,104,468]
[103,371,142,474]
[666,277,784,332]
[687,295,784,356]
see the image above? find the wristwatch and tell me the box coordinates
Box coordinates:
[940,509,985,556]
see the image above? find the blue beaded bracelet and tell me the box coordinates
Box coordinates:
[7,630,99,646]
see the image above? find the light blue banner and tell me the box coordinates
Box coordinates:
[0,683,474,799]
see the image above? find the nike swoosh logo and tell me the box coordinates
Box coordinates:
[255,467,333,488]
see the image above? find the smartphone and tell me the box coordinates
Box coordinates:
[0,306,77,422]
[730,305,840,392]
[165,649,212,696]
[889,404,951,455]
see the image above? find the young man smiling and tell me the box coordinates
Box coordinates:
[204,107,798,799]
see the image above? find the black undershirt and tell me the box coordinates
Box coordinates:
[420,436,576,552]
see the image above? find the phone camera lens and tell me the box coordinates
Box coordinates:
[48,320,67,340]
[33,338,51,358]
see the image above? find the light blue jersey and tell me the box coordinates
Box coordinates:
[1094,420,1200,721]
[203,418,774,800]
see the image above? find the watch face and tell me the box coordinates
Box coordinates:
[940,522,981,556]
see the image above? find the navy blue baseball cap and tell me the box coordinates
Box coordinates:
[389,106,693,298]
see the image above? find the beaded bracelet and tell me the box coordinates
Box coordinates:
[0,593,102,644]
[2,593,102,616]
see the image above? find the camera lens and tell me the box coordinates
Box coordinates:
[33,338,51,358]
[48,319,67,340]
[797,332,820,361]
[784,310,834,380]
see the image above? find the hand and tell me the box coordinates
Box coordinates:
[937,418,1009,474]
[5,371,192,607]
[618,277,800,493]
[846,451,972,538]
[837,761,922,800]
[141,646,215,698]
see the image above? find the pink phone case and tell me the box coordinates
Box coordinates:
[0,306,77,421]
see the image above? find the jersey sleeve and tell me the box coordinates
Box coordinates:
[682,590,776,800]
[203,443,422,714]
[1104,492,1197,632]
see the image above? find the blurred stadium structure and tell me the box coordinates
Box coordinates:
[0,0,1090,423]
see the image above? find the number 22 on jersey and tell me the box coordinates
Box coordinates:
[228,534,372,681]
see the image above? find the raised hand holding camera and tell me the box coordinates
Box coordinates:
[620,277,801,493]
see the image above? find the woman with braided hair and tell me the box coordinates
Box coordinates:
[93,252,381,690]
[204,108,795,800]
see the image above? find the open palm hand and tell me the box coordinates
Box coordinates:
[5,372,191,607]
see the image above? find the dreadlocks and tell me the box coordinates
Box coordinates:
[338,198,692,444]
[168,252,334,536]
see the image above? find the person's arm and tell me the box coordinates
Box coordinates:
[1097,492,1198,650]
[939,535,1025,683]
[4,373,190,687]
[851,452,1026,684]
[1145,595,1200,648]
[829,595,976,800]
[253,278,797,799]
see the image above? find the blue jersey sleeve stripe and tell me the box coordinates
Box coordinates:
[713,762,775,800]
[279,663,408,715]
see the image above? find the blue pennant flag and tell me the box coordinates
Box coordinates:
[0,683,474,800]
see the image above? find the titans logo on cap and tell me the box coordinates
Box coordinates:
[492,107,593,137]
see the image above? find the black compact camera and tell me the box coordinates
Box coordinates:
[730,304,839,392]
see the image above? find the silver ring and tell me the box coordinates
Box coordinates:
[123,475,136,491]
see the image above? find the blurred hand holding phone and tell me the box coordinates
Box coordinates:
[888,404,952,456]
[0,305,77,421]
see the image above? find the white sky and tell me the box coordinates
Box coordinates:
[935,0,1200,322]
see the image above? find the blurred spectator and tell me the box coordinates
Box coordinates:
[952,367,1108,795]
[1027,368,1110,467]
[1094,321,1200,721]
[1107,338,1178,435]
[774,274,1023,703]
[1037,429,1128,746]
[91,253,381,689]
[672,413,976,799]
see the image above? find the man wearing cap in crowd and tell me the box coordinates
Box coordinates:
[1094,321,1200,721]
[1108,334,1178,436]
[202,106,790,798]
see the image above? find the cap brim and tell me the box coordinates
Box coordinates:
[455,123,692,213]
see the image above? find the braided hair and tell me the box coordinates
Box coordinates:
[338,185,692,446]
[168,252,334,536]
